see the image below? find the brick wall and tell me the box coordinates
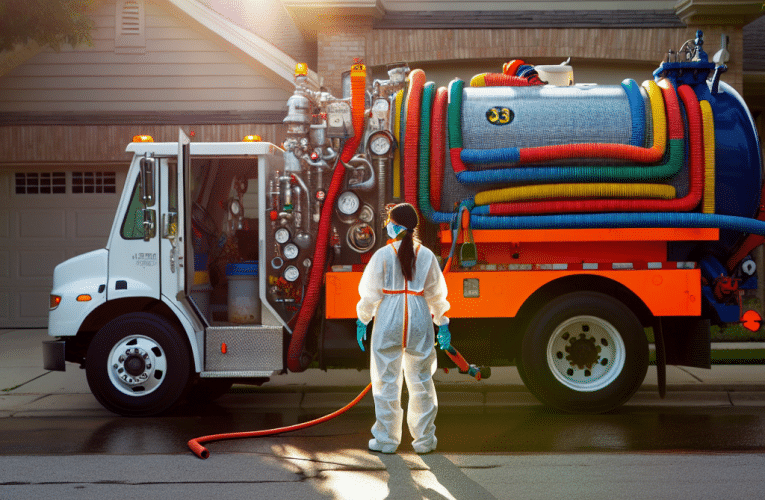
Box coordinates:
[317,18,373,94]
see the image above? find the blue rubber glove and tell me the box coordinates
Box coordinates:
[437,323,451,350]
[357,320,367,352]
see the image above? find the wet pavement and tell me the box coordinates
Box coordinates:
[5,328,765,498]
[4,398,765,456]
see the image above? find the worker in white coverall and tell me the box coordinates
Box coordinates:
[356,203,451,454]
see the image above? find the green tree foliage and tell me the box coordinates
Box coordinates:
[0,0,95,52]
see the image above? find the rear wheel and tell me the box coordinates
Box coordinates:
[520,292,648,413]
[86,312,191,416]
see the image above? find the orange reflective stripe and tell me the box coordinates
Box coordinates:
[382,289,424,296]
[403,282,409,347]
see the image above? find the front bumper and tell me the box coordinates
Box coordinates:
[42,340,66,371]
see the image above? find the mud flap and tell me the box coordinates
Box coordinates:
[654,317,711,398]
[661,317,712,369]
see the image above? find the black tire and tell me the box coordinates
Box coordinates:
[85,312,191,416]
[520,291,648,413]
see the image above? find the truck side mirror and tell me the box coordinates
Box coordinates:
[139,155,155,207]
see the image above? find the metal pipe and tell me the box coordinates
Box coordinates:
[347,154,376,191]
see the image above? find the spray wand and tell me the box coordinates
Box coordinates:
[442,343,491,381]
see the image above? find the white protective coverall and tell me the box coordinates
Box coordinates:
[357,241,450,453]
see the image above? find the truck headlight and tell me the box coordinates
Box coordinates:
[50,295,62,310]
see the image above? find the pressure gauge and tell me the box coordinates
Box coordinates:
[359,204,374,223]
[283,243,299,260]
[368,132,391,156]
[284,265,300,282]
[372,99,390,122]
[229,198,242,216]
[274,227,290,244]
[347,222,376,253]
[337,191,360,216]
[372,98,389,114]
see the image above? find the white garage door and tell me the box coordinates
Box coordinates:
[0,167,127,327]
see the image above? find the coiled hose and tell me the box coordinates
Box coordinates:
[452,79,684,185]
[473,84,703,215]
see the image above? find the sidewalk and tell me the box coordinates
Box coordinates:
[4,328,765,416]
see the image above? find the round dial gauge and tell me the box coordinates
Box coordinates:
[372,98,389,113]
[283,243,299,260]
[229,198,241,215]
[274,227,290,244]
[359,204,374,223]
[284,265,300,282]
[337,191,360,216]
[347,222,376,253]
[368,132,391,156]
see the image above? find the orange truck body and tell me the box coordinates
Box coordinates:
[326,227,717,320]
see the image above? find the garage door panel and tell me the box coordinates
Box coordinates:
[18,210,66,239]
[18,289,49,320]
[0,174,8,204]
[0,291,9,320]
[0,210,8,238]
[74,210,115,239]
[18,248,66,280]
[0,167,126,327]
[0,249,8,278]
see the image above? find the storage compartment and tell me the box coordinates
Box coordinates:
[204,325,283,372]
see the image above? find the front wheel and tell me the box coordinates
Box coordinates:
[86,312,191,416]
[519,292,648,413]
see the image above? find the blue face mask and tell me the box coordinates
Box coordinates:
[386,222,406,239]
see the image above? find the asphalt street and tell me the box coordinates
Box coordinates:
[4,328,765,499]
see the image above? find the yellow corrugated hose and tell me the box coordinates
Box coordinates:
[474,182,677,206]
[700,100,716,214]
[470,73,487,87]
[643,80,666,153]
[393,89,403,199]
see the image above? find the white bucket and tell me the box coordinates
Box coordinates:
[535,65,574,86]
[226,261,260,324]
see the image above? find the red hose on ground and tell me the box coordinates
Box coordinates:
[189,383,372,459]
[286,62,367,373]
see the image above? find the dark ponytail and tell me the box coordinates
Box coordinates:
[389,203,419,283]
[398,230,416,282]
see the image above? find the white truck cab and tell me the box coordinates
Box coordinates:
[45,131,288,416]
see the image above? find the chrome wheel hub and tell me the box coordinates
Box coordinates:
[107,335,167,396]
[546,315,626,393]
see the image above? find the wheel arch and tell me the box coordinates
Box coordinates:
[69,297,201,372]
[509,274,654,359]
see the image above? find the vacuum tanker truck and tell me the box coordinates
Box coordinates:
[46,31,764,415]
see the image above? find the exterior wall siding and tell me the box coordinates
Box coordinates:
[0,0,292,114]
[0,124,286,165]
